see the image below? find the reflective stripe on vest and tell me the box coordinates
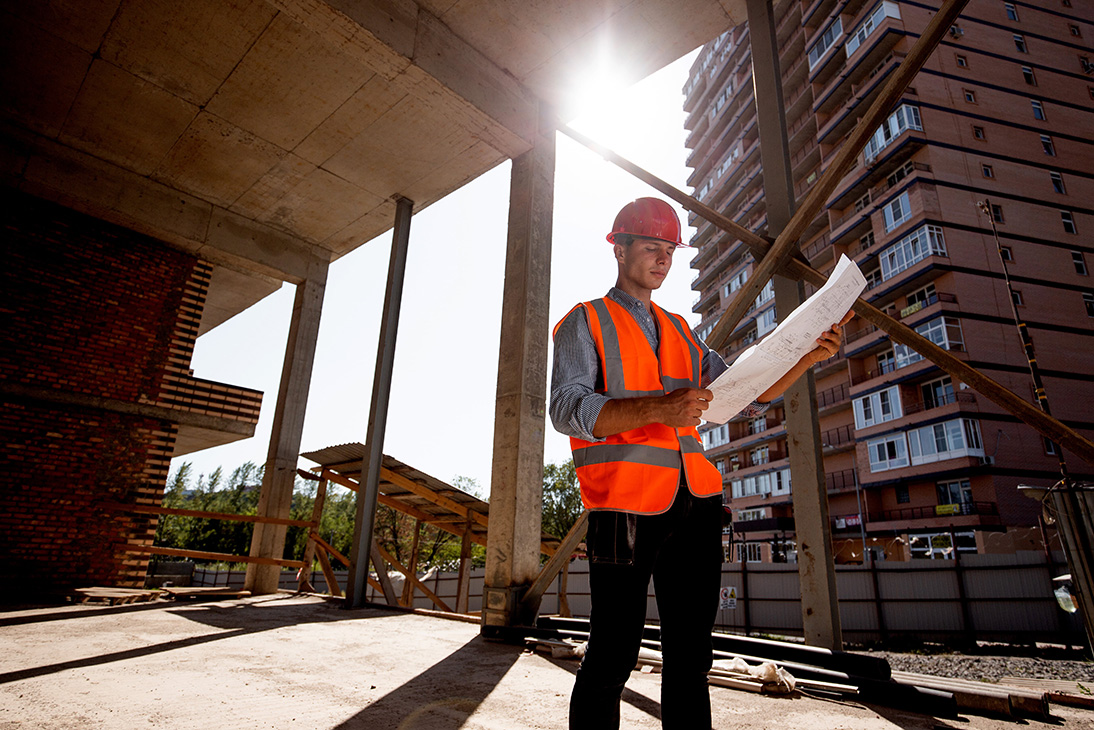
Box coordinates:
[560,297,723,514]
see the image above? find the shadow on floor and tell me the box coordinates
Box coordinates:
[0,594,400,684]
[332,635,522,730]
[544,654,663,724]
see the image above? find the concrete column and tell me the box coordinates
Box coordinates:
[747,0,842,649]
[346,196,415,608]
[482,124,555,633]
[245,253,329,594]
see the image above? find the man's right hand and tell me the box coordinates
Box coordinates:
[654,387,713,428]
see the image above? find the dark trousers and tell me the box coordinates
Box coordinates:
[569,484,724,730]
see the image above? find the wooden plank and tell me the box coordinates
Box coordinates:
[521,510,589,613]
[299,476,329,592]
[102,502,317,528]
[456,523,472,614]
[162,586,252,599]
[123,543,304,568]
[315,544,343,597]
[374,542,452,613]
[402,519,422,606]
[370,540,400,606]
[380,466,490,531]
[310,532,350,567]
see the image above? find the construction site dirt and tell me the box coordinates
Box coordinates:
[2,593,1092,730]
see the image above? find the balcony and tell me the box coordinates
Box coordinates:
[867,501,1000,526]
[817,51,908,144]
[825,468,857,492]
[732,516,797,534]
[160,374,263,456]
[821,424,855,451]
[813,7,905,117]
[900,389,977,417]
[817,382,850,409]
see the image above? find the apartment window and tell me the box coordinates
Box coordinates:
[883,192,912,232]
[1085,292,1094,317]
[808,17,844,69]
[893,316,964,368]
[1051,171,1066,194]
[955,54,968,67]
[1041,135,1055,156]
[755,279,775,307]
[896,484,910,503]
[748,415,768,434]
[1069,24,1082,37]
[846,2,902,57]
[1062,211,1077,234]
[865,268,883,289]
[922,375,955,408]
[981,164,994,178]
[908,418,984,465]
[963,89,977,103]
[854,386,903,429]
[905,282,937,314]
[1044,437,1058,455]
[1073,251,1088,275]
[1012,290,1024,307]
[990,204,1005,224]
[880,225,947,280]
[741,542,763,563]
[1013,34,1027,53]
[910,531,976,559]
[937,479,972,507]
[1021,66,1037,85]
[1000,245,1013,261]
[1004,2,1019,20]
[1031,100,1046,120]
[878,350,896,374]
[1063,0,1072,6]
[757,306,778,336]
[868,433,909,472]
[973,126,986,140]
[861,231,876,250]
[863,105,923,161]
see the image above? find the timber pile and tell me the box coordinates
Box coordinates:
[998,677,1094,711]
[70,587,160,605]
[533,616,1079,722]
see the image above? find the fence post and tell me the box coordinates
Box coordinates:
[741,552,751,636]
[951,527,975,647]
[870,559,888,644]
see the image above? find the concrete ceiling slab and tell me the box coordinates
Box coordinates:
[3,0,121,53]
[2,0,746,328]
[0,11,92,139]
[153,111,287,209]
[99,0,278,106]
[59,59,198,177]
[205,12,377,150]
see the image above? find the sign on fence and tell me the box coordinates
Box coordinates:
[720,586,737,610]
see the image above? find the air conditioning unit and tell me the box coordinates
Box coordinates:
[949,24,964,38]
[1081,59,1094,75]
[980,455,995,466]
[761,492,769,499]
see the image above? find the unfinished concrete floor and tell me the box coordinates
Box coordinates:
[1,593,1091,730]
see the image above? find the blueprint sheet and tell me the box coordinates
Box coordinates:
[704,254,866,425]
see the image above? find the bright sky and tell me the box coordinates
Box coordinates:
[173,49,703,492]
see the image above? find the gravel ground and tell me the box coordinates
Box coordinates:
[861,647,1094,685]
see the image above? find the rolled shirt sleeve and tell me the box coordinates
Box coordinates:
[550,306,609,442]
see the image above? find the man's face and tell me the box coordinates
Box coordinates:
[615,237,676,291]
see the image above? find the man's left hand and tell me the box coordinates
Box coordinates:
[810,310,855,363]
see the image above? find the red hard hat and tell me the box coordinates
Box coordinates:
[606,197,687,247]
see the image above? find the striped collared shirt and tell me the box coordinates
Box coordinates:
[549,287,768,442]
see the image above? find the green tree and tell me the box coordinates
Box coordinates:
[542,459,583,539]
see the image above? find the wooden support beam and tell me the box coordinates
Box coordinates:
[374,542,453,613]
[710,0,972,345]
[521,510,589,615]
[310,532,350,567]
[299,476,329,593]
[370,540,400,606]
[314,543,342,597]
[402,519,422,607]
[124,543,304,568]
[103,502,317,528]
[456,523,473,614]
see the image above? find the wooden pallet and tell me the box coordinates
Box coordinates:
[71,587,161,605]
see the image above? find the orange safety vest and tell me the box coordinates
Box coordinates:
[554,297,723,514]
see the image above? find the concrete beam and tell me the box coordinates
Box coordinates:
[3,129,324,284]
[747,0,841,649]
[482,121,555,633]
[245,253,329,594]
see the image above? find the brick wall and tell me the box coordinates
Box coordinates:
[0,193,207,594]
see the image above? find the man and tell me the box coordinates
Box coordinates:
[549,197,850,729]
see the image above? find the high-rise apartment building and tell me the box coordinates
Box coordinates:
[685,0,1094,564]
